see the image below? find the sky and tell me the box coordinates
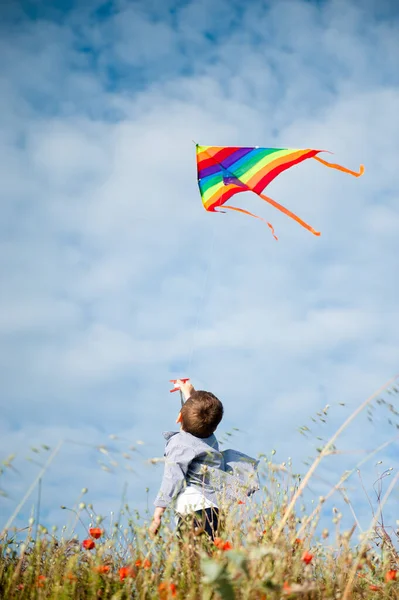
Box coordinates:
[1,0,399,540]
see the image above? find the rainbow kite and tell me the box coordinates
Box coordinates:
[196,145,364,239]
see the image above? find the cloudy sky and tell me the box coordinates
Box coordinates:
[1,0,398,538]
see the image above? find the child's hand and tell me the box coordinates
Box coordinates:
[176,379,195,400]
[149,507,165,536]
[149,517,161,536]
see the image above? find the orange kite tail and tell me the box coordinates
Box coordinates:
[219,205,278,240]
[313,155,365,177]
[256,191,321,237]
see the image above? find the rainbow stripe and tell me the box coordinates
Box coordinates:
[196,145,320,212]
[196,145,364,237]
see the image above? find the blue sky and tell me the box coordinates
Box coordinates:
[1,0,399,538]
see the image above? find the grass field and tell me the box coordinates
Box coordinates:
[1,377,398,599]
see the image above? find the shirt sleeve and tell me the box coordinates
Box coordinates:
[154,438,196,508]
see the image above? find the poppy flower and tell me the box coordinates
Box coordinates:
[36,575,46,588]
[158,582,177,598]
[294,538,302,546]
[89,527,103,539]
[65,572,77,582]
[283,581,292,593]
[222,541,232,551]
[214,537,232,551]
[143,559,151,569]
[237,500,245,505]
[82,539,96,550]
[301,551,313,565]
[386,570,397,582]
[119,566,136,581]
[369,585,381,591]
[17,584,24,590]
[94,565,110,574]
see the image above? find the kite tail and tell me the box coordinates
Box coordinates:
[313,155,365,177]
[220,205,278,240]
[256,192,321,237]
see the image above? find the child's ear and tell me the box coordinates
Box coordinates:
[176,411,182,424]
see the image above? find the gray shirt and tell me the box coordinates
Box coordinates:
[154,430,259,509]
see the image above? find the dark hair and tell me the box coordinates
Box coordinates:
[180,391,224,438]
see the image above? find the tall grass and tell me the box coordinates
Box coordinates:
[1,377,398,599]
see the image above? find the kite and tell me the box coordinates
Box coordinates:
[196,145,364,239]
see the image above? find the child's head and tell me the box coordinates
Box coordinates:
[180,391,223,438]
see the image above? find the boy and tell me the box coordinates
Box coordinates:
[150,380,259,539]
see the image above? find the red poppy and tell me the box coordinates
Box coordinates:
[214,537,232,551]
[143,559,151,569]
[89,527,103,539]
[94,565,110,574]
[237,500,245,505]
[283,581,292,593]
[17,584,24,590]
[36,575,46,588]
[294,538,302,546]
[65,572,77,582]
[386,570,398,582]
[119,566,136,581]
[369,585,381,591]
[301,551,313,565]
[222,541,232,551]
[82,539,96,550]
[158,582,177,598]
[135,559,142,568]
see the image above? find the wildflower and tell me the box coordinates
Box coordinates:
[237,500,245,505]
[17,584,24,591]
[369,584,381,591]
[158,582,177,598]
[36,575,46,588]
[82,539,96,550]
[214,537,232,551]
[65,572,77,582]
[283,581,292,593]
[135,559,142,568]
[94,565,110,574]
[301,551,313,565]
[222,541,232,551]
[143,558,152,569]
[386,570,398,582]
[89,527,103,539]
[119,566,136,581]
